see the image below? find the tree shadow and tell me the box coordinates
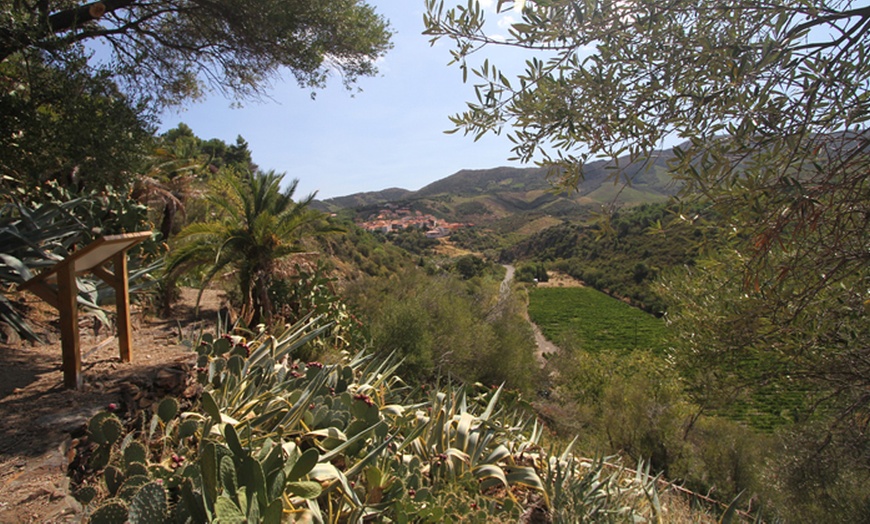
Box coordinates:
[0,287,214,459]
[0,344,52,398]
[0,336,196,459]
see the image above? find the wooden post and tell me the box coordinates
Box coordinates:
[56,260,81,389]
[113,251,133,362]
[19,231,152,389]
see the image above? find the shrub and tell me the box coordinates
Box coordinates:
[345,267,539,392]
[515,262,548,283]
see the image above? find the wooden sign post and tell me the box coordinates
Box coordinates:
[20,231,152,389]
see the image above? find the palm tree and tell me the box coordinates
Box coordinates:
[166,169,326,326]
[131,148,202,241]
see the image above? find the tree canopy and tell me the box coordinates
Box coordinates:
[425,2,870,512]
[1,0,393,104]
[423,0,870,282]
[423,0,870,346]
[424,0,869,170]
[0,53,152,189]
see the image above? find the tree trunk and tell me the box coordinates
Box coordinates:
[160,200,176,240]
[249,276,273,328]
[48,0,137,33]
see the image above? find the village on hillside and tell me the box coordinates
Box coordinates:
[357,204,471,238]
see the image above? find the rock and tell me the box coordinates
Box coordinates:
[35,407,101,433]
[0,322,21,345]
[155,367,186,391]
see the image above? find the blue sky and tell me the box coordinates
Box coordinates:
[158,1,530,200]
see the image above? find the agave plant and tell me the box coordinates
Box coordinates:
[0,191,108,340]
[76,307,672,523]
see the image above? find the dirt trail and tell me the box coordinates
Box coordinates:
[530,322,560,365]
[500,266,582,367]
[0,288,222,523]
[500,264,515,299]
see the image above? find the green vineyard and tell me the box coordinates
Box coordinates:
[528,287,668,354]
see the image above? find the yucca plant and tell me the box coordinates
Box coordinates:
[404,384,544,494]
[543,444,663,523]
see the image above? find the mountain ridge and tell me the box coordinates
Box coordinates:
[314,149,682,224]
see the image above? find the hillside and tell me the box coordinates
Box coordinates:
[314,187,414,210]
[314,149,682,225]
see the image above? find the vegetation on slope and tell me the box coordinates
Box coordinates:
[503,203,704,314]
[343,265,540,394]
[70,306,673,523]
[2,112,865,520]
[425,0,870,518]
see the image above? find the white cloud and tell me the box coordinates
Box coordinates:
[497,14,517,31]
[480,0,522,41]
[479,0,525,13]
[478,0,496,10]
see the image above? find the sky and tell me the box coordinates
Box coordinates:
[158,1,530,200]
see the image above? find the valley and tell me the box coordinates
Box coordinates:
[2,129,864,523]
[3,0,867,519]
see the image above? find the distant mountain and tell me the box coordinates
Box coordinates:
[314,149,682,226]
[414,166,554,197]
[315,187,414,210]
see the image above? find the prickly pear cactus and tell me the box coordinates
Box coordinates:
[156,397,179,423]
[123,441,148,468]
[214,495,246,522]
[116,475,150,501]
[286,480,321,499]
[88,412,123,446]
[128,481,168,524]
[87,412,125,470]
[89,499,128,524]
[73,485,98,505]
[125,462,149,478]
[103,466,124,497]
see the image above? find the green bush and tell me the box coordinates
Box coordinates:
[344,267,539,392]
[451,254,491,280]
[515,262,548,283]
[268,262,367,361]
[760,421,870,523]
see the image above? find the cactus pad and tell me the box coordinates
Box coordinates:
[73,485,98,505]
[89,499,128,524]
[286,480,322,500]
[116,474,150,501]
[100,417,124,447]
[156,397,179,423]
[123,441,148,468]
[128,481,168,524]
[103,466,124,496]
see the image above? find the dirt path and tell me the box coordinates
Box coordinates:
[530,322,560,365]
[500,264,515,299]
[500,266,582,367]
[0,288,222,523]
